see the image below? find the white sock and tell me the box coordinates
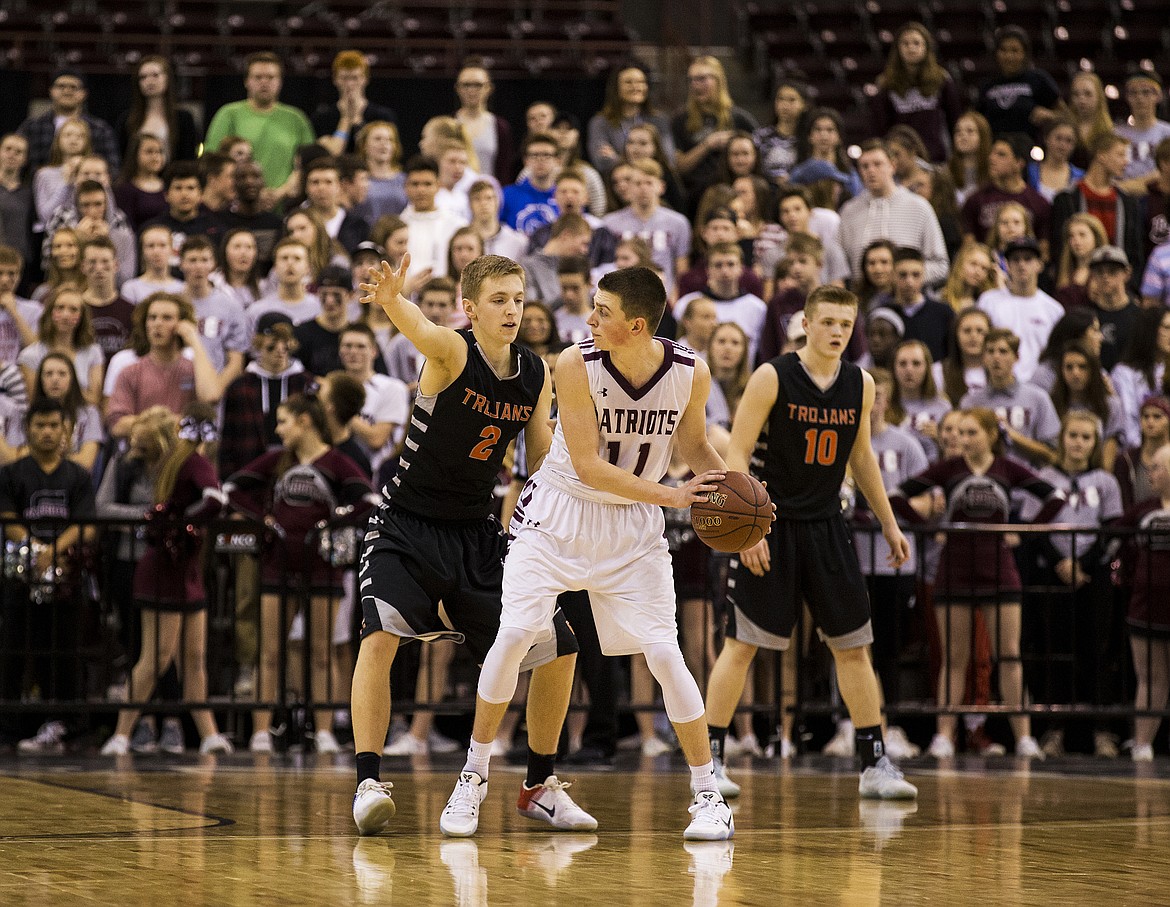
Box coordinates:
[690,761,718,794]
[463,738,493,780]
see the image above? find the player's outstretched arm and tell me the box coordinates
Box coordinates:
[556,345,723,507]
[358,254,465,370]
[849,371,911,568]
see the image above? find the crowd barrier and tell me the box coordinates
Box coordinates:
[1,516,1168,747]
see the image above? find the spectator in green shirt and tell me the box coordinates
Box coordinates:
[205,53,315,193]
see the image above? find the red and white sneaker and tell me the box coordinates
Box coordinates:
[517,775,598,831]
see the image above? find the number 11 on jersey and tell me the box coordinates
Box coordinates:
[607,440,651,477]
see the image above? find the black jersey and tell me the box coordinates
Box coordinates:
[373,329,544,523]
[754,352,863,521]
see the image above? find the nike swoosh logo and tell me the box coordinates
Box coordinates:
[531,800,555,817]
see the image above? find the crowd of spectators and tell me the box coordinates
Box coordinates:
[1,26,1170,760]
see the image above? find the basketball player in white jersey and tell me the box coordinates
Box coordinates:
[440,266,738,841]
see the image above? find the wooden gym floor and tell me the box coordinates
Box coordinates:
[1,752,1168,905]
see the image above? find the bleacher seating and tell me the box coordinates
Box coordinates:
[738,0,1170,142]
[0,0,634,78]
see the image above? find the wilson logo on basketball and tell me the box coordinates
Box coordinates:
[707,492,727,507]
[694,515,723,529]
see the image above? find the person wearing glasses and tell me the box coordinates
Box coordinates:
[17,67,120,173]
[453,59,515,183]
[1116,71,1170,193]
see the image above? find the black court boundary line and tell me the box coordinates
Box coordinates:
[0,773,236,840]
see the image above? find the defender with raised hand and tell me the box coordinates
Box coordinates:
[350,253,591,836]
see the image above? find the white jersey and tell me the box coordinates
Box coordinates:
[540,338,695,505]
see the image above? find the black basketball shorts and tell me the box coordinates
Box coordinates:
[725,516,873,651]
[359,506,578,669]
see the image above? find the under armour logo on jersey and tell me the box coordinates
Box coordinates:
[598,387,607,397]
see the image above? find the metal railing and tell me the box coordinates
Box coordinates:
[1,516,1167,749]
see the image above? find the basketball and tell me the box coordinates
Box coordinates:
[690,472,771,553]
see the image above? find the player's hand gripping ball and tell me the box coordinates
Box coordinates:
[690,472,771,553]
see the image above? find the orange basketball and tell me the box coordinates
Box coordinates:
[690,472,771,553]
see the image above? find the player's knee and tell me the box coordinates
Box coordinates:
[643,641,687,679]
[494,626,541,657]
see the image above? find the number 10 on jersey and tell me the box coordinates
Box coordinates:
[803,428,838,466]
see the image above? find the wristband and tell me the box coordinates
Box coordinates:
[333,128,349,139]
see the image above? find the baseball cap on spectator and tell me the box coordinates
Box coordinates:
[1003,237,1042,259]
[256,312,294,335]
[52,66,87,89]
[352,241,385,261]
[317,264,353,290]
[1140,395,1170,421]
[1088,245,1130,269]
[868,307,906,337]
[1125,70,1163,90]
[788,159,850,186]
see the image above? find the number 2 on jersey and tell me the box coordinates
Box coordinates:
[469,425,502,461]
[607,440,652,477]
[803,428,838,466]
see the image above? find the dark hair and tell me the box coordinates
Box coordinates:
[880,22,948,96]
[340,321,378,347]
[1119,306,1170,390]
[199,151,233,181]
[118,131,166,185]
[323,370,366,424]
[33,352,84,418]
[853,239,896,305]
[124,56,179,165]
[418,275,457,301]
[304,155,341,179]
[1051,340,1111,428]
[994,25,1031,57]
[557,255,591,279]
[274,393,330,478]
[75,179,106,199]
[522,131,559,156]
[403,154,439,177]
[180,235,215,258]
[24,396,67,428]
[993,132,1032,164]
[549,212,591,239]
[1039,308,1099,366]
[600,62,656,125]
[130,292,195,356]
[941,308,993,405]
[218,227,261,297]
[162,160,204,191]
[892,246,925,266]
[802,107,853,176]
[597,267,666,331]
[337,153,367,182]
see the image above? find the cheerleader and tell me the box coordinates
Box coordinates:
[100,406,231,756]
[225,393,376,754]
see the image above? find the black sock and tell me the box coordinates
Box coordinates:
[855,725,884,769]
[708,725,729,761]
[356,751,382,785]
[526,748,557,788]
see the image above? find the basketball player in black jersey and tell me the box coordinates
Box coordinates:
[703,285,919,800]
[349,253,593,836]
